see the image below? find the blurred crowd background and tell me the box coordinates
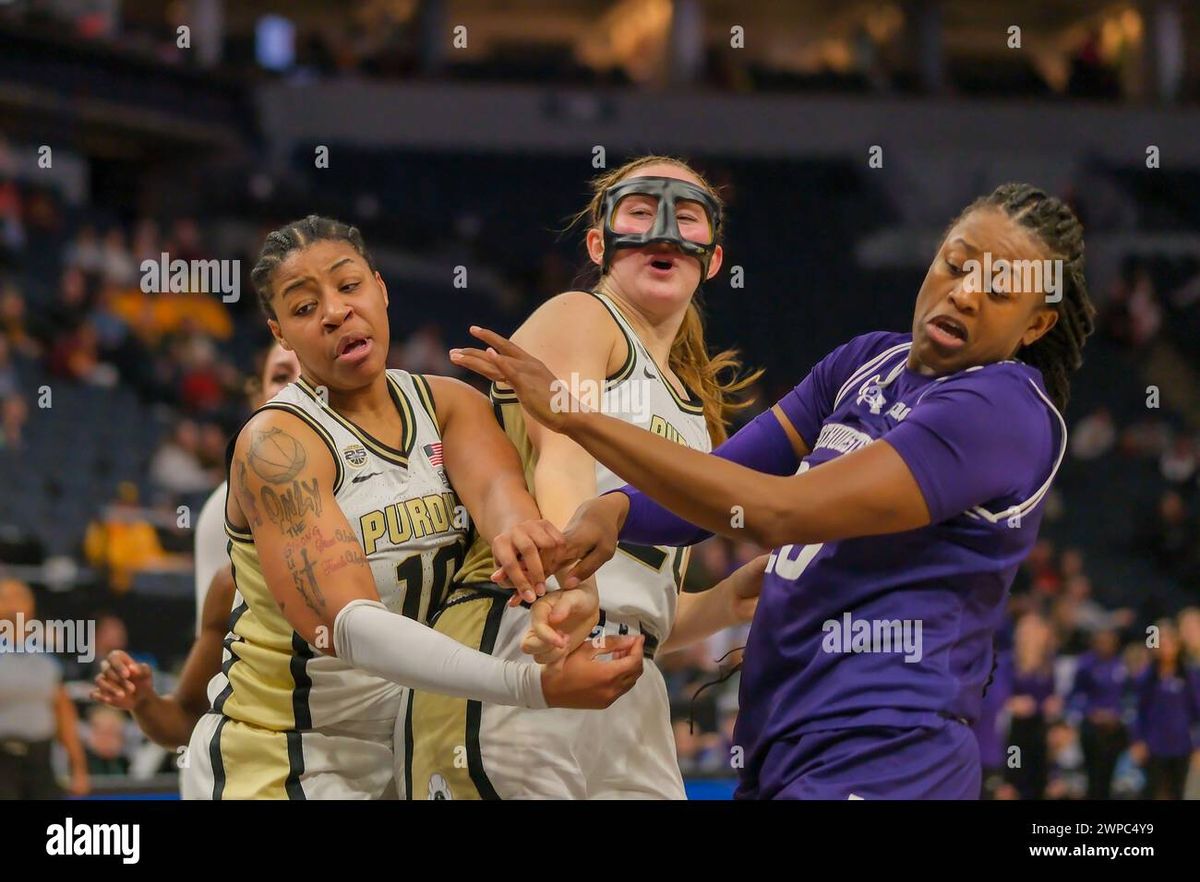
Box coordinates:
[1,0,1199,799]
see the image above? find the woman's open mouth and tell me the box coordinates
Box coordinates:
[925,315,968,350]
[336,336,373,364]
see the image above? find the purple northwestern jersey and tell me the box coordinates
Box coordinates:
[737,332,1065,796]
[1132,666,1200,758]
[1069,652,1128,717]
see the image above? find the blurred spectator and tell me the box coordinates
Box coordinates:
[64,225,104,279]
[1068,27,1120,100]
[396,323,455,375]
[1102,265,1162,350]
[83,482,191,593]
[49,321,119,387]
[100,228,137,289]
[0,336,27,450]
[1130,621,1200,799]
[1127,267,1163,349]
[198,422,227,472]
[0,282,40,358]
[166,218,205,264]
[1044,721,1087,799]
[150,420,220,497]
[1179,607,1200,664]
[90,285,132,354]
[0,178,25,261]
[1005,613,1061,799]
[62,612,144,684]
[1059,547,1086,581]
[1069,407,1116,460]
[44,266,91,336]
[1140,490,1196,579]
[1068,629,1130,799]
[1014,538,1061,598]
[0,579,89,798]
[131,219,161,267]
[1160,435,1198,485]
[93,614,129,675]
[1054,576,1133,652]
[1118,419,1172,459]
[1,393,26,452]
[83,706,131,776]
[686,536,736,591]
[175,329,226,414]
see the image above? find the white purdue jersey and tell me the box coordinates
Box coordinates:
[208,370,470,738]
[483,291,711,643]
[194,482,229,636]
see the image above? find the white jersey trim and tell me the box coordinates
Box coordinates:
[833,342,912,409]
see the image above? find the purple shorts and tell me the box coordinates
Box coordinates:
[738,719,981,800]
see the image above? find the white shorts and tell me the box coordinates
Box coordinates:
[182,712,396,800]
[397,586,684,799]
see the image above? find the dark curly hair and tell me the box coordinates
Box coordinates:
[250,215,376,319]
[952,183,1096,411]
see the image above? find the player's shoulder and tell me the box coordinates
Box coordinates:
[524,290,622,332]
[936,359,1055,412]
[828,330,912,369]
[813,330,911,390]
[915,360,1063,462]
[233,406,337,477]
[516,290,625,369]
[415,372,486,422]
[845,330,912,356]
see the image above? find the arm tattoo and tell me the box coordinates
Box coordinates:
[248,427,307,484]
[235,459,264,528]
[283,543,326,615]
[260,478,323,537]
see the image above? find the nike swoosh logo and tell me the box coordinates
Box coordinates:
[351,472,382,484]
[643,367,656,379]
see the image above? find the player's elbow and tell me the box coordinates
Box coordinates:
[744,509,791,549]
[747,521,797,551]
[745,496,816,549]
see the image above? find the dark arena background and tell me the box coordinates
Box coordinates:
[1,0,1199,834]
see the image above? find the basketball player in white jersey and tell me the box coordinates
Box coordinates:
[172,216,643,799]
[91,342,300,749]
[405,157,765,799]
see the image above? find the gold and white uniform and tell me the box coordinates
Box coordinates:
[400,292,711,799]
[183,371,469,799]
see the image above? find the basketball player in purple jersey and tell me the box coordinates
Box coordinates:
[451,183,1096,799]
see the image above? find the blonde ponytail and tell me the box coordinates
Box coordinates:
[669,297,762,445]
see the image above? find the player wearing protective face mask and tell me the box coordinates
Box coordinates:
[401,156,764,800]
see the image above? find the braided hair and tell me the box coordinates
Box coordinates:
[954,183,1095,412]
[250,215,377,319]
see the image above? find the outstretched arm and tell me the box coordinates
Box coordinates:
[616,404,809,547]
[450,327,931,553]
[92,565,235,748]
[660,554,768,655]
[228,408,641,709]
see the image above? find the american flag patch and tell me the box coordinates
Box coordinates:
[423,442,444,466]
